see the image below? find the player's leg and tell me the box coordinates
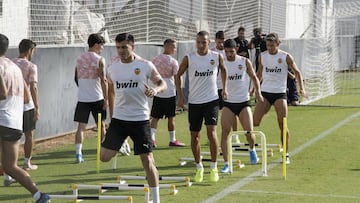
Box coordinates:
[232,116,240,143]
[274,97,290,164]
[220,106,234,172]
[23,109,37,170]
[167,97,185,146]
[91,100,107,140]
[239,105,258,164]
[253,93,272,127]
[150,96,163,147]
[74,102,91,163]
[140,152,160,203]
[101,118,127,161]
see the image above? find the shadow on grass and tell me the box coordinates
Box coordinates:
[0,191,32,202]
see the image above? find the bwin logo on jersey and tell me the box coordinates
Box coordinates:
[134,68,141,75]
[210,59,215,65]
[265,66,282,73]
[116,80,139,88]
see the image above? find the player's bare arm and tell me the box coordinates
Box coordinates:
[107,77,115,119]
[30,81,40,121]
[0,74,7,100]
[175,55,189,108]
[145,78,167,97]
[24,79,30,104]
[256,55,263,81]
[246,58,263,102]
[98,57,108,110]
[286,54,306,97]
[218,54,228,100]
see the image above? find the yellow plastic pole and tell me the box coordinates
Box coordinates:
[282,117,287,180]
[96,113,101,174]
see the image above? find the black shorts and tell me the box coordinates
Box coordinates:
[262,92,287,105]
[0,125,23,141]
[101,119,153,155]
[150,96,176,119]
[74,100,106,123]
[188,99,219,131]
[218,89,223,109]
[23,109,36,132]
[223,101,251,116]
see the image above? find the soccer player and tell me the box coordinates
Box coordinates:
[176,31,228,182]
[0,33,49,203]
[13,39,39,170]
[74,33,108,163]
[234,26,250,58]
[211,31,241,144]
[253,33,306,164]
[220,39,263,173]
[150,39,185,147]
[101,33,166,203]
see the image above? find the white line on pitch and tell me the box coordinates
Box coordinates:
[237,189,360,199]
[201,111,360,203]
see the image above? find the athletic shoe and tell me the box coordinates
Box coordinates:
[3,178,16,187]
[220,164,229,173]
[249,150,258,165]
[23,162,38,170]
[281,154,291,165]
[194,168,204,182]
[232,135,240,143]
[169,140,185,147]
[210,168,219,182]
[36,193,50,203]
[76,154,84,163]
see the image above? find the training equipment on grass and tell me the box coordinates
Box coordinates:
[231,143,283,152]
[179,157,245,169]
[74,183,178,196]
[117,175,193,187]
[49,194,132,202]
[96,113,101,174]
[229,131,268,176]
[282,117,287,180]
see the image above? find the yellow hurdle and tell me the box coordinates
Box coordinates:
[96,113,101,174]
[282,117,287,180]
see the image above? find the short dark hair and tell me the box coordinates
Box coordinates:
[253,28,262,35]
[197,30,210,38]
[19,39,36,54]
[0,34,9,56]
[88,33,105,48]
[164,38,176,45]
[215,31,225,39]
[115,33,135,43]
[265,33,281,43]
[224,39,237,49]
[238,26,245,33]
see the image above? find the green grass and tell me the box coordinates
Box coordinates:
[2,104,360,203]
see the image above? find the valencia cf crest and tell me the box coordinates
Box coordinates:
[134,68,141,75]
[278,58,282,64]
[210,59,215,65]
[238,64,243,70]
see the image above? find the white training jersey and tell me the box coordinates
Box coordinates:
[108,57,162,121]
[0,57,24,130]
[225,55,251,103]
[151,54,178,98]
[210,47,225,90]
[12,58,37,111]
[260,50,288,93]
[76,51,104,102]
[187,50,219,104]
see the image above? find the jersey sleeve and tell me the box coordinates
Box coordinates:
[148,61,162,83]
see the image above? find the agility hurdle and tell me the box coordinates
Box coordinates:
[231,143,282,152]
[49,194,132,202]
[117,175,193,187]
[178,157,245,169]
[73,183,178,196]
[232,148,274,157]
[229,131,268,176]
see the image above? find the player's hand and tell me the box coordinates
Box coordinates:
[103,100,108,110]
[34,108,40,121]
[256,92,264,103]
[249,87,255,97]
[222,89,228,101]
[119,139,131,156]
[300,89,308,99]
[144,84,157,97]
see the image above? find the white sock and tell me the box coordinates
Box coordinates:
[210,162,217,169]
[169,131,176,142]
[75,144,82,155]
[33,191,41,201]
[4,173,13,181]
[151,128,156,141]
[150,187,160,203]
[24,157,31,165]
[232,134,239,139]
[249,148,255,152]
[196,162,203,169]
[224,161,229,166]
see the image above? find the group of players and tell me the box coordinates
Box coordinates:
[0,26,306,203]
